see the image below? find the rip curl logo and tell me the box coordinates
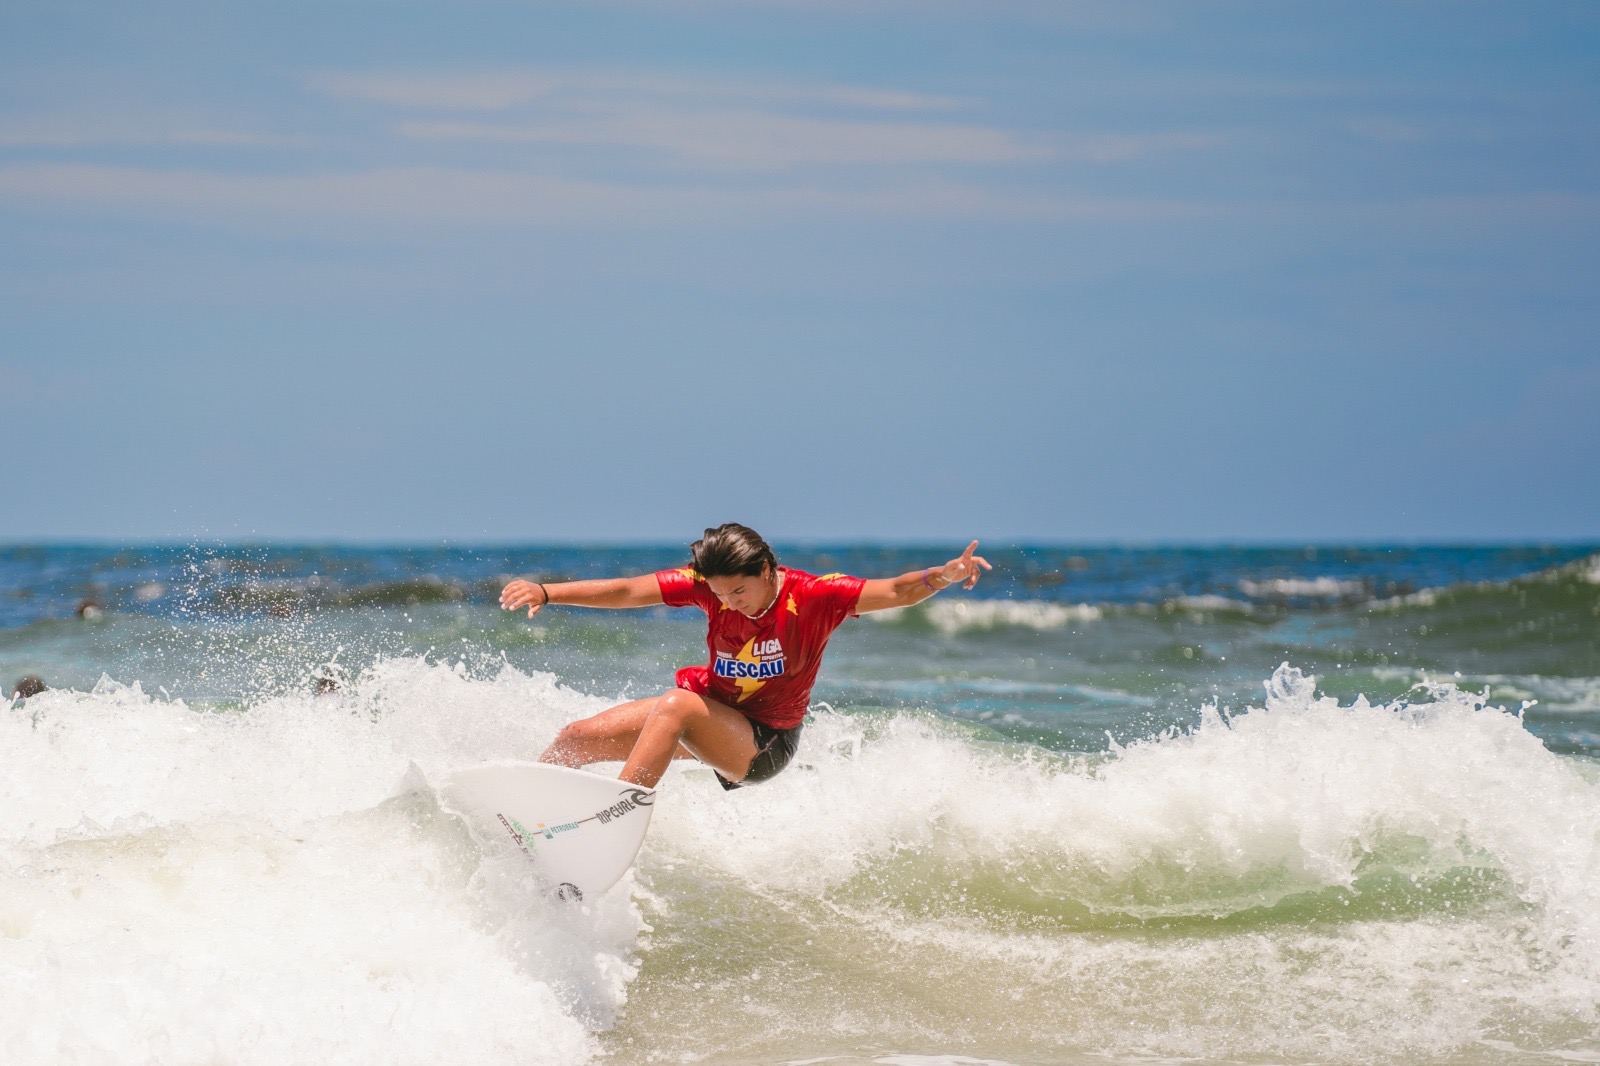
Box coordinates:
[595,788,655,825]
[715,637,787,701]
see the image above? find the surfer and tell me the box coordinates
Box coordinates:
[500,524,990,790]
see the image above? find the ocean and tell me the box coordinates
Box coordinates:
[2,541,1598,1065]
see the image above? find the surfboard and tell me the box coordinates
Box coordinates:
[437,761,656,903]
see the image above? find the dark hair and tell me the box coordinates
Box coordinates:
[12,675,47,700]
[689,523,777,579]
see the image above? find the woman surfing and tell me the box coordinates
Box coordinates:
[499,524,991,790]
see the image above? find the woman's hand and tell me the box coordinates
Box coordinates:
[935,541,992,590]
[500,579,549,618]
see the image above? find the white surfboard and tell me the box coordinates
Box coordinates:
[437,761,656,903]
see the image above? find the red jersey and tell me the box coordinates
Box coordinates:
[655,566,866,730]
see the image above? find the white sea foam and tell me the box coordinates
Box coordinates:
[658,665,1600,922]
[1369,586,1443,609]
[1172,593,1253,612]
[5,660,1599,1064]
[871,598,1101,634]
[1369,670,1600,714]
[1238,576,1367,599]
[639,665,1600,1061]
[0,659,633,1066]
[1518,675,1600,711]
[1579,554,1600,584]
[1462,674,1600,712]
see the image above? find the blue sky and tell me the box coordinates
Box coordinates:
[3,1,1597,543]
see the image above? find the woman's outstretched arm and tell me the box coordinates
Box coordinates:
[854,540,993,614]
[500,573,665,618]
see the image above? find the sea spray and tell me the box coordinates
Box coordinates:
[0,660,641,1065]
[4,540,1599,1064]
[627,665,1600,1063]
[3,659,1597,1064]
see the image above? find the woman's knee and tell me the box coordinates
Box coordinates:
[649,688,708,730]
[554,715,612,746]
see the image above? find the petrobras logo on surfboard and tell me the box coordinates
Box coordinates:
[501,813,578,846]
[493,787,654,857]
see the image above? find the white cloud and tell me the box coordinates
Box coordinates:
[399,110,1051,170]
[1069,131,1224,164]
[0,164,617,223]
[0,162,1197,227]
[309,66,1233,174]
[310,71,563,111]
[0,65,1230,227]
[0,127,311,149]
[310,68,961,113]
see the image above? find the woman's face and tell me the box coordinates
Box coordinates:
[705,565,778,618]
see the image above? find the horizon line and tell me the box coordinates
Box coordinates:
[3,536,1597,551]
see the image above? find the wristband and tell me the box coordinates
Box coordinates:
[922,569,948,592]
[537,583,550,606]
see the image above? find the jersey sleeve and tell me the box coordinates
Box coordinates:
[804,572,867,626]
[655,567,716,614]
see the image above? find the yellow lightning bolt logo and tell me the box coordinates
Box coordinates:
[732,637,765,702]
[676,567,704,582]
[786,594,798,616]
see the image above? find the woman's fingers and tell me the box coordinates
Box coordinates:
[946,541,990,586]
[500,580,538,610]
[962,552,992,589]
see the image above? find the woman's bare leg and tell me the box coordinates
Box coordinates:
[540,690,760,789]
[539,698,674,766]
[618,689,761,788]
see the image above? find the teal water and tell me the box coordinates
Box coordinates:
[2,543,1598,1064]
[6,542,1598,754]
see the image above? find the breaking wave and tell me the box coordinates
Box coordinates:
[3,654,1598,1064]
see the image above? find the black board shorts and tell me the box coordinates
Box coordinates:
[716,718,802,791]
[673,664,804,790]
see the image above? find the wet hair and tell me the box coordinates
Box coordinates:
[689,523,777,579]
[12,675,46,700]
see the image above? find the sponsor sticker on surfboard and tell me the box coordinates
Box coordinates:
[437,761,656,902]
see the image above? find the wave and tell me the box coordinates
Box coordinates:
[0,660,629,1065]
[1576,553,1600,585]
[869,598,1103,634]
[1372,669,1600,714]
[4,661,1598,1063]
[658,665,1600,928]
[639,664,1600,1062]
[1170,593,1255,613]
[1238,575,1370,601]
[1369,551,1600,608]
[868,593,1265,635]
[1354,554,1600,678]
[199,575,498,615]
